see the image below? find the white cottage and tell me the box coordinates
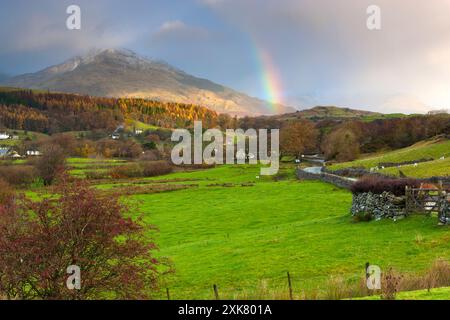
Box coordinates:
[0,133,10,140]
[26,150,42,156]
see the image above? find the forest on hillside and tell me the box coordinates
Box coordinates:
[0,89,449,163]
[236,113,449,161]
[0,89,218,133]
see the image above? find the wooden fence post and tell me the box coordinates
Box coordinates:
[166,288,170,300]
[213,284,219,300]
[287,272,293,300]
[365,262,371,296]
[405,186,410,215]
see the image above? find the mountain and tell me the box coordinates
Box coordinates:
[1,48,295,117]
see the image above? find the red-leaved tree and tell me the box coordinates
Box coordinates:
[0,179,163,300]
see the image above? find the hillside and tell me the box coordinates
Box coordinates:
[1,49,295,117]
[329,137,450,177]
[0,88,219,132]
[272,106,384,121]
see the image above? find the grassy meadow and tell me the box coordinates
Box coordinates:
[328,138,450,178]
[67,162,448,299]
[378,157,450,178]
[3,142,449,299]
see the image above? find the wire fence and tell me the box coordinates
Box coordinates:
[157,260,447,300]
[158,269,370,300]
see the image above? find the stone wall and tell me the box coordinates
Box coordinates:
[323,167,450,186]
[438,198,450,224]
[296,169,353,190]
[351,192,406,220]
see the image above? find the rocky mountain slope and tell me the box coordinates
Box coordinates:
[2,49,295,117]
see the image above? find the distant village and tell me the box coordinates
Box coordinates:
[0,125,145,159]
[0,132,42,159]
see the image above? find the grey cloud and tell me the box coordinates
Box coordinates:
[201,0,450,112]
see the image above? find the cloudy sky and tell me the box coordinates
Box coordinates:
[0,0,449,113]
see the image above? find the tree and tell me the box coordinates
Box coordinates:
[280,120,319,158]
[322,126,361,161]
[0,179,162,300]
[217,114,233,130]
[32,143,67,185]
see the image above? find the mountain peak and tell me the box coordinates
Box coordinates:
[1,49,295,116]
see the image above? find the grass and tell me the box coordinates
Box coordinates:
[125,119,164,132]
[8,156,449,299]
[355,287,450,300]
[329,138,450,173]
[0,130,48,147]
[379,157,450,178]
[0,139,20,146]
[66,157,128,177]
[360,113,410,122]
[109,165,450,299]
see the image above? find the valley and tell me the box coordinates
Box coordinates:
[0,88,448,300]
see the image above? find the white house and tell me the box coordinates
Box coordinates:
[26,150,42,156]
[0,133,10,140]
[9,151,21,158]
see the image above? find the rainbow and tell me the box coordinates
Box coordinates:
[254,46,285,113]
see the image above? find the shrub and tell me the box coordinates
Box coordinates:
[0,180,162,300]
[351,176,420,196]
[115,140,143,158]
[0,165,37,187]
[109,161,173,179]
[85,170,110,180]
[139,150,162,161]
[352,211,373,222]
[31,143,66,185]
[142,142,157,150]
[0,179,14,203]
[381,268,402,300]
[109,163,143,179]
[423,259,450,291]
[141,161,173,177]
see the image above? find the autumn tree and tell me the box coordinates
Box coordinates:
[217,113,233,130]
[32,143,67,185]
[322,125,361,161]
[0,180,162,300]
[280,120,319,158]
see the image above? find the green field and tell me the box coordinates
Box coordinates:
[125,119,163,132]
[360,113,411,122]
[329,138,450,177]
[5,156,450,299]
[0,130,48,147]
[90,165,450,299]
[379,157,450,178]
